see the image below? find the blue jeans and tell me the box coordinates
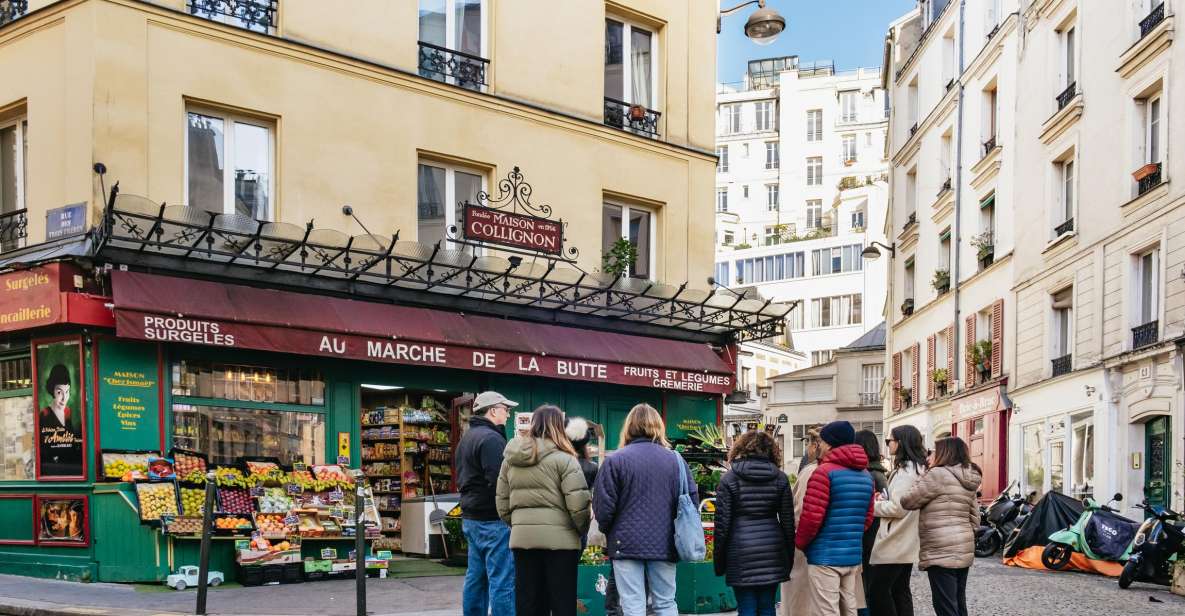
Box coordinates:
[462,519,515,616]
[734,584,777,616]
[613,559,677,616]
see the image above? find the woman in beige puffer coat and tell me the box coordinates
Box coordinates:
[901,437,982,616]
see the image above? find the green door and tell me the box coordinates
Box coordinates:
[92,486,166,582]
[1144,416,1171,510]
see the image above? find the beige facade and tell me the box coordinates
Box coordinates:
[0,0,719,284]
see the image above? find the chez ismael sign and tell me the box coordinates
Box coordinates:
[463,206,562,255]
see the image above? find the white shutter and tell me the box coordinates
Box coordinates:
[804,378,833,401]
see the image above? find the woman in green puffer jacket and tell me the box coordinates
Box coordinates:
[496,404,591,616]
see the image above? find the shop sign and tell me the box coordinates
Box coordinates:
[34,336,87,480]
[95,339,162,453]
[116,312,735,394]
[514,412,533,435]
[952,385,1007,421]
[777,414,788,424]
[337,432,350,460]
[463,206,562,255]
[45,202,87,240]
[0,264,67,333]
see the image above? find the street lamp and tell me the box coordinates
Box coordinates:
[719,0,786,46]
[861,241,896,260]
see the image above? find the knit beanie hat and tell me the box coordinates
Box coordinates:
[820,421,856,448]
[565,417,591,446]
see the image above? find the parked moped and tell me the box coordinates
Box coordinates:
[1118,501,1185,589]
[975,480,1035,558]
[1041,493,1139,570]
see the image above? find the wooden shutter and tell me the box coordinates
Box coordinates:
[926,334,937,400]
[965,314,977,385]
[912,343,920,404]
[991,299,1004,378]
[946,325,956,389]
[892,352,902,412]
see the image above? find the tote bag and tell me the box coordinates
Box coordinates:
[672,451,706,561]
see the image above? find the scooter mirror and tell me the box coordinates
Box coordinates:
[1113,493,1124,502]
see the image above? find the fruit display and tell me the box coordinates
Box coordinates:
[256,487,294,513]
[101,452,150,480]
[213,515,253,531]
[254,513,295,537]
[218,487,254,514]
[179,486,208,516]
[136,482,180,521]
[249,536,295,552]
[212,467,248,488]
[312,465,353,486]
[172,450,207,477]
[179,470,207,484]
[164,516,204,535]
[296,511,325,537]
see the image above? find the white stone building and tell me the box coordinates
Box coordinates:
[714,56,890,406]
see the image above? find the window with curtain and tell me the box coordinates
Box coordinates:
[840,91,858,122]
[766,184,779,211]
[806,200,823,229]
[716,187,728,212]
[186,109,273,220]
[1024,422,1046,496]
[605,19,657,110]
[842,134,857,162]
[806,109,823,141]
[765,142,779,169]
[419,0,485,88]
[755,101,774,131]
[717,145,729,172]
[416,161,484,247]
[806,157,822,186]
[1071,415,1094,499]
[0,115,27,223]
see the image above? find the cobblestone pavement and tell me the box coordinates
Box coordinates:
[0,558,1182,615]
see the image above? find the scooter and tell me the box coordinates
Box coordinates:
[1041,493,1139,570]
[1118,501,1185,589]
[975,481,1035,558]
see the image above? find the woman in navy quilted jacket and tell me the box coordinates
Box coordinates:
[713,430,795,616]
[593,403,698,616]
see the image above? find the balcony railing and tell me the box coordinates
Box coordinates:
[187,0,277,33]
[0,209,28,252]
[986,23,1002,40]
[0,0,25,26]
[1133,320,1159,349]
[1137,162,1163,196]
[938,177,952,196]
[904,211,917,230]
[982,135,998,158]
[1140,3,1166,39]
[1054,217,1074,236]
[1051,354,1072,377]
[418,41,489,90]
[859,392,882,407]
[604,97,661,137]
[1056,82,1078,111]
[909,123,919,138]
[945,78,956,93]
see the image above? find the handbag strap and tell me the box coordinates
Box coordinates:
[673,450,688,497]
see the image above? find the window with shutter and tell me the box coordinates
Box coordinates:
[991,299,1004,378]
[947,325,956,390]
[912,343,920,403]
[927,335,937,400]
[965,315,976,386]
[803,378,833,401]
[892,352,902,412]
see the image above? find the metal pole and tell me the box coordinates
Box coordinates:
[355,485,367,616]
[196,471,216,616]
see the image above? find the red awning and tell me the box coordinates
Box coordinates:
[111,271,735,394]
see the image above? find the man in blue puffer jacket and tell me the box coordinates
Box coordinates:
[794,421,874,616]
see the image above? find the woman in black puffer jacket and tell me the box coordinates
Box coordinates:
[714,430,796,616]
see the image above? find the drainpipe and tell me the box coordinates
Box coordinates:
[952,0,967,389]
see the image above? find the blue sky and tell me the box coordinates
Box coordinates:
[717,0,917,83]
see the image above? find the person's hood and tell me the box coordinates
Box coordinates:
[942,464,983,491]
[731,457,781,482]
[821,444,869,471]
[503,437,558,468]
[868,459,889,474]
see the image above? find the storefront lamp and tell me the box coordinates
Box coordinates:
[862,241,896,260]
[719,0,786,46]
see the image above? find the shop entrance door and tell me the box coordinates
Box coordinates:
[1144,416,1171,510]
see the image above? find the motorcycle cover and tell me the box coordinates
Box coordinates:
[1002,491,1083,558]
[1083,510,1138,561]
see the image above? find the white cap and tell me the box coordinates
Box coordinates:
[473,391,518,412]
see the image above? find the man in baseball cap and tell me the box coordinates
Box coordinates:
[456,391,518,615]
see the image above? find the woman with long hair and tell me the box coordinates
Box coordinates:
[854,430,888,616]
[782,427,821,616]
[593,403,697,616]
[714,431,795,616]
[901,437,981,616]
[496,405,591,616]
[866,425,928,616]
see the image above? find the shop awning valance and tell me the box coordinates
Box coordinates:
[111,271,737,394]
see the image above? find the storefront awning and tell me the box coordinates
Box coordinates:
[111,271,736,394]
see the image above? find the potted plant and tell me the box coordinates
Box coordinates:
[968,340,993,383]
[628,104,647,121]
[971,232,994,269]
[896,386,913,408]
[901,298,915,316]
[601,237,637,278]
[1133,162,1160,181]
[931,368,949,397]
[932,268,950,293]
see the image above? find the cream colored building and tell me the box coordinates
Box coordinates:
[0,0,719,284]
[762,322,886,473]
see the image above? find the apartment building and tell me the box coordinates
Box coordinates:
[885,0,1184,513]
[882,0,1019,500]
[715,56,890,405]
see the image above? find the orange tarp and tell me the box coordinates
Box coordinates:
[1003,545,1124,577]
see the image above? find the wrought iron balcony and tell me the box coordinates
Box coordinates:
[187,0,277,33]
[603,97,661,137]
[904,211,917,230]
[938,177,952,196]
[1054,217,1074,236]
[1140,3,1165,39]
[1051,354,1072,377]
[1132,320,1159,350]
[982,135,998,158]
[986,23,1002,40]
[1137,162,1163,196]
[0,208,28,252]
[0,0,26,27]
[1056,82,1078,111]
[909,123,919,138]
[859,392,882,407]
[418,41,489,91]
[945,78,956,93]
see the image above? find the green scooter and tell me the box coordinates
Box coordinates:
[1041,493,1139,570]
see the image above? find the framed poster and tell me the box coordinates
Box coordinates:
[35,494,89,547]
[33,336,87,480]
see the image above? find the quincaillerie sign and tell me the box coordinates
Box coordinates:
[452,166,577,261]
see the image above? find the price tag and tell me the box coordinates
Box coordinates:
[251,531,262,541]
[330,507,345,519]
[376,550,393,560]
[320,547,337,560]
[249,486,265,497]
[160,514,175,526]
[329,488,344,502]
[283,514,299,526]
[286,484,303,495]
[349,549,357,562]
[364,496,374,507]
[337,455,350,466]
[293,461,307,472]
[235,539,250,550]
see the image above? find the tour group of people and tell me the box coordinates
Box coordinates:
[455,391,982,616]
